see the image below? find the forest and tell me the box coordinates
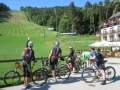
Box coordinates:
[1,0,120,35]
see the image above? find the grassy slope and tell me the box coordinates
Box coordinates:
[0,11,98,60]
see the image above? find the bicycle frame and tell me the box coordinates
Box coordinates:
[90,60,107,76]
[90,62,101,75]
[14,61,38,77]
[41,58,61,71]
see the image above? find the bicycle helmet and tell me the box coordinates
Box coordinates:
[28,41,33,47]
[55,41,60,46]
[89,45,95,50]
[69,46,73,49]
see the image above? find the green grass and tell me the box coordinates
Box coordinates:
[0,10,98,87]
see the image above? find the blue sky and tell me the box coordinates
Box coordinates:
[0,0,104,10]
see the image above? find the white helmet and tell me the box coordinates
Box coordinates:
[89,45,95,50]
[28,41,33,47]
[55,41,60,46]
[69,46,73,49]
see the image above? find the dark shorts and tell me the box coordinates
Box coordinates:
[50,58,58,70]
[96,62,105,70]
[23,63,30,77]
[67,60,75,67]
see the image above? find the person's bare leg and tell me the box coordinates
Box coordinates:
[100,70,106,85]
[24,77,26,86]
[52,70,56,77]
[26,77,29,84]
[52,70,57,82]
[101,70,106,80]
[87,61,89,68]
[87,61,91,68]
[73,67,76,72]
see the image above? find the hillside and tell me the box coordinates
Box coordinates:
[0,11,98,60]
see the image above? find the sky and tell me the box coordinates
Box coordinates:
[0,0,105,10]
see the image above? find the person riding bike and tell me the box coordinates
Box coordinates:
[88,45,106,85]
[21,41,35,88]
[48,41,62,82]
[67,46,77,73]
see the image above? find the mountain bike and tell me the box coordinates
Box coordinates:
[62,57,85,73]
[81,60,116,83]
[40,57,71,80]
[3,60,48,86]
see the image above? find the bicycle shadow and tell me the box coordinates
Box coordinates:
[106,75,120,84]
[22,73,82,90]
[95,75,120,85]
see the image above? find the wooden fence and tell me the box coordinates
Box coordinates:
[0,56,68,80]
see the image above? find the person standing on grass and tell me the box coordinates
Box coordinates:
[48,41,62,82]
[21,41,35,89]
[88,45,106,85]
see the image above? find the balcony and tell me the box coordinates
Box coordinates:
[101,31,107,35]
[113,30,120,33]
[116,38,120,41]
[110,38,114,42]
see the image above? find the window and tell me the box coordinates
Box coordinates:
[110,28,113,33]
[118,26,120,31]
[110,35,114,41]
[103,36,107,41]
[103,29,106,34]
[119,18,120,21]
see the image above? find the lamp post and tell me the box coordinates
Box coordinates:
[54,8,58,38]
[42,17,45,37]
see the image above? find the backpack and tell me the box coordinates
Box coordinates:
[96,51,104,62]
[72,51,77,60]
[21,48,30,62]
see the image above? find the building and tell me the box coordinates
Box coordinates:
[100,12,120,42]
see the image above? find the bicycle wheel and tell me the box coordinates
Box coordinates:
[74,61,80,72]
[57,66,71,79]
[3,70,21,86]
[105,66,116,81]
[81,68,96,83]
[32,69,48,86]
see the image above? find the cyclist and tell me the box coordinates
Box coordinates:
[48,41,62,82]
[67,46,77,73]
[81,51,91,68]
[21,41,35,88]
[88,45,106,85]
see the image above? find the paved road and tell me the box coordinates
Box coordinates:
[1,57,120,90]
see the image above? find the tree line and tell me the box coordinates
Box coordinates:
[16,0,120,35]
[0,3,10,11]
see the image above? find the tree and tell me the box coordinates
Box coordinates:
[84,1,91,8]
[112,0,120,14]
[104,0,112,20]
[68,2,77,33]
[58,14,71,33]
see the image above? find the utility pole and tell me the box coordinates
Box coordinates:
[54,8,58,38]
[42,18,45,37]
